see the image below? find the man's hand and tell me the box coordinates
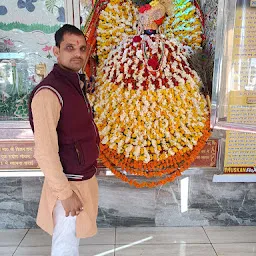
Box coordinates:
[61,192,84,217]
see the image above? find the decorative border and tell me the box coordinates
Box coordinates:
[0,22,61,34]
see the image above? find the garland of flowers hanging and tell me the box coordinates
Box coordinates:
[91,32,210,188]
[86,0,211,188]
[96,0,138,65]
[96,0,204,62]
[162,0,203,49]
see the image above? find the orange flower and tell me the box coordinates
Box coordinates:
[98,119,211,188]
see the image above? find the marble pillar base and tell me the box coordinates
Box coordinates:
[1,169,256,229]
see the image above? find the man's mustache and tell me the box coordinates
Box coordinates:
[71,58,83,61]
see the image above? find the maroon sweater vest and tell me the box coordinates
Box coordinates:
[28,64,100,180]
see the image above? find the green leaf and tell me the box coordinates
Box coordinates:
[45,0,57,13]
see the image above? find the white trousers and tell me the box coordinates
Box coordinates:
[51,200,80,256]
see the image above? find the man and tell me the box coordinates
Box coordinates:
[28,24,99,256]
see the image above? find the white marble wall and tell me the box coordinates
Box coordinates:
[1,169,256,229]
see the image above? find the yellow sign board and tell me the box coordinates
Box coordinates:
[224,91,256,173]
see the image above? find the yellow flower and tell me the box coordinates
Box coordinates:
[149,0,159,7]
[139,156,145,161]
[173,147,178,153]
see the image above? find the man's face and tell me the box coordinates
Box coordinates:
[53,33,87,72]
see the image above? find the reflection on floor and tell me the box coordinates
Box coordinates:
[1,226,256,255]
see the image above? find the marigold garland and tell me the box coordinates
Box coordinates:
[162,0,203,49]
[89,31,211,188]
[89,0,210,188]
[97,0,138,65]
[96,0,204,63]
[99,121,210,188]
[99,120,210,178]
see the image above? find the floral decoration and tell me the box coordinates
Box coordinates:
[96,0,138,65]
[42,45,53,59]
[162,0,203,49]
[133,35,142,43]
[3,39,14,52]
[45,0,66,22]
[17,0,38,12]
[87,0,210,187]
[57,7,65,22]
[149,0,160,7]
[139,4,151,13]
[90,33,210,188]
[4,39,14,46]
[0,5,7,15]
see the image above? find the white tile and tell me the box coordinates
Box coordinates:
[20,228,115,247]
[204,226,256,243]
[80,245,115,256]
[19,229,51,247]
[14,246,50,256]
[0,247,17,256]
[14,245,115,256]
[80,228,115,245]
[0,229,28,246]
[116,227,210,244]
[115,244,217,256]
[213,243,256,256]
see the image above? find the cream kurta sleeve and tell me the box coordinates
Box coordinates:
[31,89,73,200]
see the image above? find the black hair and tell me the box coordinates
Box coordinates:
[55,24,85,47]
[132,0,151,6]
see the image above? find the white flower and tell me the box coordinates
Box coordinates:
[101,126,111,136]
[148,83,155,90]
[117,74,124,83]
[125,136,131,143]
[125,144,133,154]
[128,83,133,90]
[102,136,109,144]
[144,148,151,163]
[120,112,126,121]
[134,146,141,157]
[136,50,143,59]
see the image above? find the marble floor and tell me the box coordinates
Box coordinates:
[1,226,256,255]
